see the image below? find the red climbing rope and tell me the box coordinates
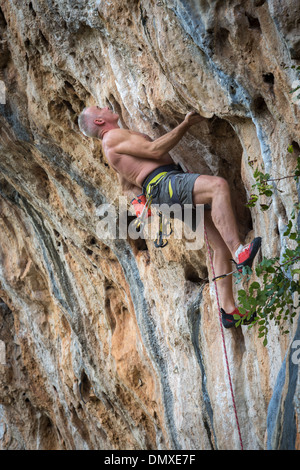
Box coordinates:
[204,225,244,451]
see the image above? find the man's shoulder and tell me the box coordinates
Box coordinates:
[107,128,130,139]
[104,128,130,146]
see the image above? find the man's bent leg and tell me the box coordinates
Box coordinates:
[192,175,242,259]
[204,211,236,313]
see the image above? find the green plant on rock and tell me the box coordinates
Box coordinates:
[234,147,300,346]
[287,64,300,103]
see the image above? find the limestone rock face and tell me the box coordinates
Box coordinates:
[0,0,299,450]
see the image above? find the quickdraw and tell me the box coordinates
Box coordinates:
[212,256,254,282]
[154,211,173,248]
[212,260,239,282]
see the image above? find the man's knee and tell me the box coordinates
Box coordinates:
[192,175,230,204]
[212,176,230,195]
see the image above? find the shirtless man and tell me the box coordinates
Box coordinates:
[78,106,261,328]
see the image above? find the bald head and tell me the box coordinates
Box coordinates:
[78,106,120,139]
[78,106,100,138]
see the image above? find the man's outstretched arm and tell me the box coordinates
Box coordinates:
[106,112,204,160]
[150,112,204,158]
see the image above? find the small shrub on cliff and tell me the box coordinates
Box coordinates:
[235,148,300,346]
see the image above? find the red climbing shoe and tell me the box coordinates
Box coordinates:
[236,237,262,273]
[220,307,255,329]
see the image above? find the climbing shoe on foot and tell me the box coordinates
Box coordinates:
[220,307,255,329]
[236,237,262,273]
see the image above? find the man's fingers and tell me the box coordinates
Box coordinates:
[185,111,204,125]
[186,111,198,117]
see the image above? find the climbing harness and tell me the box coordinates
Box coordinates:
[204,226,244,450]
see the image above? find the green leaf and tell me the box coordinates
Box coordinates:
[250,281,260,289]
[263,337,268,347]
[246,194,258,208]
[242,266,253,276]
[255,265,262,276]
[238,307,247,316]
[284,220,292,236]
[287,144,294,153]
[266,266,276,273]
[260,204,270,211]
[285,248,295,258]
[289,86,300,93]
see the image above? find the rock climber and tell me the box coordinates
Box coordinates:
[78,105,261,328]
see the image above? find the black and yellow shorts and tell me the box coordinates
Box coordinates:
[142,164,210,209]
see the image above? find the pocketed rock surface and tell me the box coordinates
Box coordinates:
[0,0,299,449]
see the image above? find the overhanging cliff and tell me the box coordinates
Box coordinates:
[0,0,299,450]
